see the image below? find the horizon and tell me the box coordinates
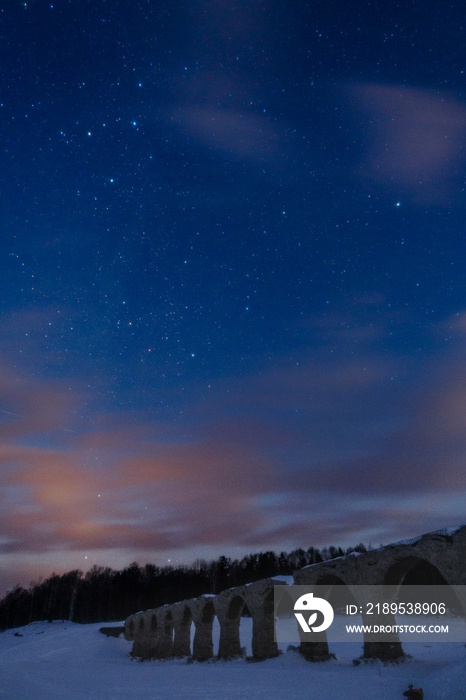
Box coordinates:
[1,1,465,598]
[2,519,461,599]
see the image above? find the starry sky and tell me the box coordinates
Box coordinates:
[1,0,466,595]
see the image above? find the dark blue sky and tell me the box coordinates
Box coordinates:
[0,0,465,594]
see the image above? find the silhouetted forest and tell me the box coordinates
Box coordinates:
[0,543,368,630]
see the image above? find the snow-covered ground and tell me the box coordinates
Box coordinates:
[0,619,465,699]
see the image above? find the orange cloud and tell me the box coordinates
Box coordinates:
[1,307,466,586]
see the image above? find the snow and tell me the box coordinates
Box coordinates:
[380,525,465,550]
[0,620,465,699]
[271,575,295,585]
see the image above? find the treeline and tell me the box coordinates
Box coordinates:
[0,542,368,631]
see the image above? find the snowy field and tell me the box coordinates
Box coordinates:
[0,619,465,699]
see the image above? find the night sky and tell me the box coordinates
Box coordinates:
[1,0,465,595]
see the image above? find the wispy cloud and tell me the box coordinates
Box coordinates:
[352,83,466,202]
[1,306,466,593]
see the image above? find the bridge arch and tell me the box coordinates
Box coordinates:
[217,593,247,659]
[172,604,193,657]
[383,555,450,587]
[156,609,174,658]
[124,526,466,664]
[247,586,280,660]
[190,597,216,661]
[300,573,360,661]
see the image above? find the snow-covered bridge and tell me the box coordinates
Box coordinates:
[125,524,466,662]
[125,577,285,661]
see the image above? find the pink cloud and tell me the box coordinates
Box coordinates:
[167,2,278,163]
[173,105,278,161]
[352,83,466,201]
[2,307,466,589]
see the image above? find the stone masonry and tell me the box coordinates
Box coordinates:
[125,524,466,663]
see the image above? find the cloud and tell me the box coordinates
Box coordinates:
[1,307,466,592]
[352,83,466,202]
[167,2,279,164]
[172,104,278,162]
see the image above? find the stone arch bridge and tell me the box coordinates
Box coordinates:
[125,525,466,662]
